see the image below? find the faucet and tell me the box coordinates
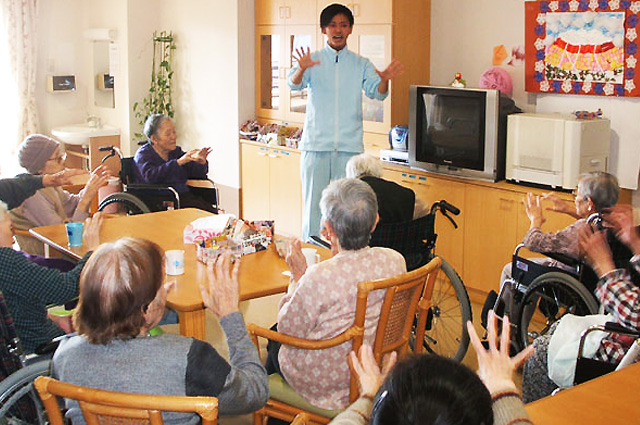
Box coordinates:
[86,113,102,128]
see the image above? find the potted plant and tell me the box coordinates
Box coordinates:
[132,31,176,140]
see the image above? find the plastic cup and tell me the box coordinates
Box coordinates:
[65,222,84,247]
[165,250,185,275]
[301,247,320,266]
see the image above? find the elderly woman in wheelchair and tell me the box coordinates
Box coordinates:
[134,114,216,213]
[489,172,620,349]
[522,205,640,402]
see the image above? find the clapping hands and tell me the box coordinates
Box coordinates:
[285,239,307,282]
[179,147,212,166]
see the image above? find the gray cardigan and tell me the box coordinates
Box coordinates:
[52,312,268,425]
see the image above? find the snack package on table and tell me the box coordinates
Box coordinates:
[184,215,275,263]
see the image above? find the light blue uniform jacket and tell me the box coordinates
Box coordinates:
[288,43,387,152]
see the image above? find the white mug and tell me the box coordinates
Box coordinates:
[165,250,185,275]
[301,247,320,266]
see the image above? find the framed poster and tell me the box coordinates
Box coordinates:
[525,1,640,96]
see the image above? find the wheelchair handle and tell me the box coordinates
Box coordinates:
[430,200,460,229]
[441,200,460,216]
[99,146,123,164]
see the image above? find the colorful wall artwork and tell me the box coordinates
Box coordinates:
[525,1,640,96]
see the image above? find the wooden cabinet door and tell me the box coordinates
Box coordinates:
[316,1,392,24]
[383,170,466,275]
[286,0,317,25]
[284,25,317,125]
[241,144,271,221]
[463,186,520,294]
[349,24,392,135]
[256,0,285,25]
[256,26,286,121]
[269,148,302,238]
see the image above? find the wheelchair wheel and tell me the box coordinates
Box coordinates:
[517,271,599,349]
[98,192,151,215]
[420,257,472,362]
[0,360,51,425]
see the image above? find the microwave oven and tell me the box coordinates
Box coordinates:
[505,113,610,190]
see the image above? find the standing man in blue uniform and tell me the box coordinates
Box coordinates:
[289,3,404,241]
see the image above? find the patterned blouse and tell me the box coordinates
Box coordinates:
[277,246,406,410]
[522,218,587,260]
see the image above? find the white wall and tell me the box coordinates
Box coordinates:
[430,0,640,192]
[36,0,88,132]
[155,0,242,190]
[35,0,254,214]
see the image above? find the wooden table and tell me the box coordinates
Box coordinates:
[29,208,330,340]
[525,362,640,424]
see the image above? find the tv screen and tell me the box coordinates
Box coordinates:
[415,87,486,171]
[408,85,505,182]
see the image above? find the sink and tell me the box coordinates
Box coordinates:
[51,123,120,145]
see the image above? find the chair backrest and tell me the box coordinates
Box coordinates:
[34,376,218,425]
[121,157,144,185]
[349,256,442,400]
[369,214,436,271]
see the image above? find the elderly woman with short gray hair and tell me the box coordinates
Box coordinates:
[346,153,427,223]
[133,114,215,212]
[267,178,407,411]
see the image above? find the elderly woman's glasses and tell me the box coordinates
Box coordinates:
[47,152,67,164]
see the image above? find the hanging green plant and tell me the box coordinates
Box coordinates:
[132,31,176,141]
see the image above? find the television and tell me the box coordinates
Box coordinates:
[408,85,511,182]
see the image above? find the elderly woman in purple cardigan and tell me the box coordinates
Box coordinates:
[133,114,215,212]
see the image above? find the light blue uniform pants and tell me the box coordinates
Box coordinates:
[300,151,356,241]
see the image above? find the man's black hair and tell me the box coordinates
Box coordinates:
[320,3,354,28]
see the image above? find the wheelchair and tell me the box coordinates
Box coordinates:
[96,144,220,215]
[574,322,640,385]
[0,289,59,425]
[490,215,638,353]
[369,200,472,362]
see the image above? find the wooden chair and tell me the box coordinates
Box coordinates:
[247,256,442,425]
[34,376,218,425]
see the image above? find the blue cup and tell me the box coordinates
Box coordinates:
[65,222,84,247]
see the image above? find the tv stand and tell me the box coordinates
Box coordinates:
[381,162,631,302]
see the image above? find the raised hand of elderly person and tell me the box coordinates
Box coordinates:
[542,192,580,219]
[194,147,212,164]
[524,192,546,229]
[286,239,307,282]
[606,205,640,255]
[467,311,533,393]
[199,252,241,318]
[579,225,616,277]
[42,168,88,187]
[77,165,110,213]
[348,344,397,398]
[82,212,104,251]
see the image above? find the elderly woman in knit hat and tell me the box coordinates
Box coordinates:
[10,134,109,254]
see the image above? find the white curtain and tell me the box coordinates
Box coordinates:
[1,0,38,144]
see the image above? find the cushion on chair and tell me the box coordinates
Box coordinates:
[268,374,342,419]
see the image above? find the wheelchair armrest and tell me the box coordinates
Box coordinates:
[125,183,176,191]
[187,179,216,189]
[604,321,640,337]
[540,251,580,268]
